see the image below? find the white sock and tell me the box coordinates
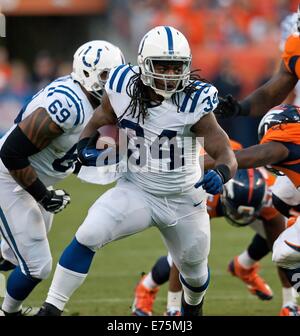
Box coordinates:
[45,264,87,311]
[282,287,298,307]
[142,272,158,290]
[167,290,182,311]
[1,292,22,313]
[183,288,206,305]
[237,250,256,269]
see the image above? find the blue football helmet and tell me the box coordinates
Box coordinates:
[257,104,300,141]
[221,168,267,227]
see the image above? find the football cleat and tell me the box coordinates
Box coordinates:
[228,256,273,300]
[279,304,300,316]
[0,310,22,316]
[181,296,204,316]
[164,309,181,316]
[0,306,37,317]
[132,275,159,316]
[35,302,62,316]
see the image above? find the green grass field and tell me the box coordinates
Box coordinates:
[0,175,290,316]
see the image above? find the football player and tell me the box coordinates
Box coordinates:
[0,41,125,315]
[206,104,300,296]
[37,26,237,316]
[133,168,299,316]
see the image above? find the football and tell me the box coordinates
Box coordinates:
[96,124,119,150]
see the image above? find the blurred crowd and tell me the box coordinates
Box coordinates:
[109,0,298,96]
[0,47,72,135]
[0,0,298,142]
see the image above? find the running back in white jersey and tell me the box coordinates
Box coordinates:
[105,64,219,196]
[0,75,95,186]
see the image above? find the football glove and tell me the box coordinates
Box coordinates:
[195,169,224,195]
[77,134,120,167]
[78,147,120,167]
[213,94,242,118]
[39,189,71,214]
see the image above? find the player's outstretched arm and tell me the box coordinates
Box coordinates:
[0,108,70,213]
[204,141,289,170]
[242,62,297,117]
[192,113,237,194]
[215,62,297,118]
[234,142,289,168]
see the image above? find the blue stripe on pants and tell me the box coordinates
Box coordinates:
[0,207,30,276]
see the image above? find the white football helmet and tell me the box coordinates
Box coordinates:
[137,26,192,99]
[71,40,125,100]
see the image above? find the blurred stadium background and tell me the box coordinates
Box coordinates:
[0,0,298,315]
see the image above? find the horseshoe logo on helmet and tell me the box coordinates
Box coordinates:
[82,46,102,68]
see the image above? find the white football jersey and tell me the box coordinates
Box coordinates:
[105,64,219,196]
[0,76,95,186]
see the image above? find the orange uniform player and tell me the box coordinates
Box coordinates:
[132,164,298,316]
[260,122,300,188]
[282,33,300,81]
[207,104,300,314]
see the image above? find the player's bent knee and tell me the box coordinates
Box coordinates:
[76,213,115,250]
[179,233,209,270]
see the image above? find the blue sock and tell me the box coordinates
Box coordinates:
[59,237,95,274]
[0,259,16,271]
[6,266,41,301]
[151,256,171,285]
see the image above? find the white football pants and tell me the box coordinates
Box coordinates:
[76,178,210,288]
[0,172,53,279]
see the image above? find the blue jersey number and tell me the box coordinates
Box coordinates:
[119,119,181,170]
[202,92,218,113]
[48,99,71,123]
[52,144,77,173]
[150,129,182,170]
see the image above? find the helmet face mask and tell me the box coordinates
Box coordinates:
[88,69,110,100]
[221,193,260,227]
[142,57,191,98]
[137,26,192,99]
[71,40,125,101]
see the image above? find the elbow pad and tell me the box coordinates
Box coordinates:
[0,126,40,170]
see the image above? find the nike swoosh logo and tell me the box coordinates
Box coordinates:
[84,153,94,158]
[65,98,72,108]
[285,240,300,253]
[193,200,203,207]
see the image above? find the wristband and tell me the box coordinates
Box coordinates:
[214,164,231,184]
[25,178,49,202]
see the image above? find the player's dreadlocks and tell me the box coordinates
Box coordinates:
[118,65,209,124]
